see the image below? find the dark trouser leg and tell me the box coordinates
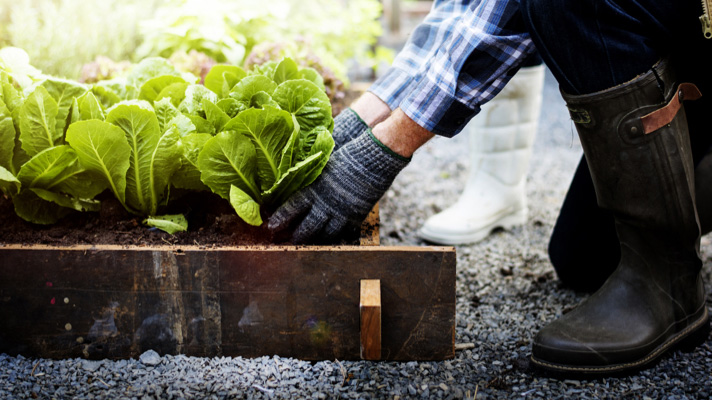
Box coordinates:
[697,149,712,234]
[547,156,619,292]
[520,0,702,95]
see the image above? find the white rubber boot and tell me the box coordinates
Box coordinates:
[419,64,545,245]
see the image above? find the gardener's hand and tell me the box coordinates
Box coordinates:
[268,130,410,244]
[332,92,390,150]
[332,108,369,151]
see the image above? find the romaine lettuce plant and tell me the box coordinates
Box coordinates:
[193,57,334,226]
[1,49,335,233]
[0,72,106,224]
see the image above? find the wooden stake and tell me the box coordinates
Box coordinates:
[360,279,381,360]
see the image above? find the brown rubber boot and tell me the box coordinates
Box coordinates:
[531,58,710,377]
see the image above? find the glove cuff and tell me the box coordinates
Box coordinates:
[366,129,411,163]
[336,130,410,192]
[332,108,369,149]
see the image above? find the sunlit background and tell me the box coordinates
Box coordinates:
[0,0,406,88]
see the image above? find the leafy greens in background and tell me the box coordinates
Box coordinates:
[1,47,334,232]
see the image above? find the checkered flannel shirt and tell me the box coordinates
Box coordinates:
[369,0,537,137]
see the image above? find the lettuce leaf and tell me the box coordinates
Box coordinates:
[106,104,183,216]
[18,86,60,157]
[204,65,246,97]
[223,106,296,191]
[144,214,188,234]
[198,130,261,202]
[0,165,20,196]
[194,58,335,226]
[139,75,186,104]
[65,119,131,205]
[229,184,262,226]
[172,133,212,191]
[272,79,332,133]
[0,98,17,174]
[40,78,88,136]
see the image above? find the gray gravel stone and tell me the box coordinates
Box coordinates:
[139,350,162,366]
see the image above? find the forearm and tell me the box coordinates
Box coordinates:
[350,92,391,127]
[371,108,434,158]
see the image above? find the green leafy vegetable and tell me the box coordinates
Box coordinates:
[2,50,335,232]
[230,185,262,226]
[139,75,186,103]
[40,78,88,135]
[18,86,60,157]
[105,104,183,216]
[204,65,247,97]
[172,133,212,191]
[198,130,261,201]
[144,214,189,234]
[65,120,131,205]
[196,57,335,225]
[0,165,20,196]
[0,98,17,174]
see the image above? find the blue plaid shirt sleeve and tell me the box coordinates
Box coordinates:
[369,0,473,110]
[370,0,537,137]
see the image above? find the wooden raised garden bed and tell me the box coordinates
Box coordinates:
[0,207,456,361]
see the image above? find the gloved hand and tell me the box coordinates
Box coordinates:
[268,130,410,244]
[332,108,369,150]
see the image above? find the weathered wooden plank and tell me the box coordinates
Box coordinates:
[0,245,455,360]
[360,279,381,360]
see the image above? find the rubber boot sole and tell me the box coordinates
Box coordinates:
[419,208,528,245]
[529,307,711,379]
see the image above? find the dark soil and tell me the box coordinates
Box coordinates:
[0,191,286,247]
[0,190,366,247]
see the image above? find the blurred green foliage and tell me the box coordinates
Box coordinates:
[0,0,164,79]
[0,0,392,84]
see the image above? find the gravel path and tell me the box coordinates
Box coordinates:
[2,69,711,399]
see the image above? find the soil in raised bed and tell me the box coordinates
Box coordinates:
[0,190,363,247]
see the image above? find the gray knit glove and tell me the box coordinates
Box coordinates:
[268,130,410,244]
[332,108,369,150]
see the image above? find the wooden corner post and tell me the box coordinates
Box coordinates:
[360,279,381,360]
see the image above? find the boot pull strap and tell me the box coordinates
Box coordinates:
[641,83,702,134]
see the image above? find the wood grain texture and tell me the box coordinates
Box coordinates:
[360,279,381,360]
[0,245,455,360]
